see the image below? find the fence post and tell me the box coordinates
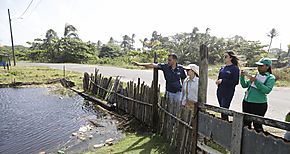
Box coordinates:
[83,72,90,91]
[63,65,65,77]
[231,113,244,154]
[192,44,208,153]
[152,52,159,132]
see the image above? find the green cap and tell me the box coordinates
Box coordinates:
[255,58,272,66]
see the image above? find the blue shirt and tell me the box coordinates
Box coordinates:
[158,63,186,93]
[217,64,240,93]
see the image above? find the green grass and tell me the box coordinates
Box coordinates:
[205,140,229,154]
[0,65,83,89]
[272,67,290,87]
[85,133,176,154]
[208,64,223,80]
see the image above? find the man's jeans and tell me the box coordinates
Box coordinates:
[166,91,182,104]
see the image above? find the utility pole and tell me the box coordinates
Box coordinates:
[8,9,16,66]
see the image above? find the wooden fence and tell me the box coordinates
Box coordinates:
[82,71,290,154]
[80,45,290,154]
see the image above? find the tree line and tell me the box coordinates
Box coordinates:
[1,24,289,66]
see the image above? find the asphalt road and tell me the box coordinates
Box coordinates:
[20,62,290,121]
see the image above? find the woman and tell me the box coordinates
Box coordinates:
[240,58,276,132]
[216,51,240,121]
[182,64,199,110]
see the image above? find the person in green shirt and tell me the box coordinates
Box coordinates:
[240,58,276,132]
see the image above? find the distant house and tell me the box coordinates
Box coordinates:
[0,53,10,68]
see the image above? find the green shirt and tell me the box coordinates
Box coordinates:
[240,72,276,103]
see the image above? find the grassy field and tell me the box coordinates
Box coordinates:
[0,65,83,88]
[85,133,176,154]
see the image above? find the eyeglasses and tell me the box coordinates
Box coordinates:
[224,55,230,59]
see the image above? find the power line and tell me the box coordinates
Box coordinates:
[19,0,34,18]
[22,0,43,20]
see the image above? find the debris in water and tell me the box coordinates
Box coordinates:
[79,125,93,132]
[93,143,104,149]
[88,135,93,139]
[78,136,86,141]
[57,150,64,154]
[88,119,104,127]
[106,141,113,146]
[105,138,114,143]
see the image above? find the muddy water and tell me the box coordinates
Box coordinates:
[0,88,124,154]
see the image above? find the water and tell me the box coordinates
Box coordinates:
[0,88,123,154]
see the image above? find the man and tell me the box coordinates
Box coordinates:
[133,53,186,103]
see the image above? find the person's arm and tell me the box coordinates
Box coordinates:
[254,75,275,94]
[181,80,186,100]
[132,62,159,69]
[180,67,187,84]
[240,70,250,88]
[216,68,222,85]
[220,67,240,85]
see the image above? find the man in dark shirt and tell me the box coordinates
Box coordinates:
[133,53,186,103]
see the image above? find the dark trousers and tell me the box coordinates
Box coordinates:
[217,90,234,121]
[243,100,268,132]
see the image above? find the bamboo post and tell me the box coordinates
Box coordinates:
[63,65,65,77]
[191,44,208,154]
[83,72,90,91]
[152,52,159,132]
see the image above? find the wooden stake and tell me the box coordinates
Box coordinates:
[192,44,208,153]
[152,52,159,132]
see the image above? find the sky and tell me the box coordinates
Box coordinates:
[0,0,289,50]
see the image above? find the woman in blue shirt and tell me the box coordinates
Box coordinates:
[216,51,240,121]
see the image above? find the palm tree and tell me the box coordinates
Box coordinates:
[267,28,278,52]
[151,31,160,41]
[121,35,131,51]
[108,37,115,44]
[131,34,135,49]
[45,29,58,43]
[97,40,102,50]
[64,23,78,38]
[286,44,290,67]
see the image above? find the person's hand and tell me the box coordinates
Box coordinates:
[249,76,256,83]
[241,70,246,77]
[215,79,222,85]
[132,61,139,66]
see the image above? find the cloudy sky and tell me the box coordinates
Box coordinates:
[0,0,289,50]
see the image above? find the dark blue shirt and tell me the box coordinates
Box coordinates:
[158,63,186,93]
[217,64,240,93]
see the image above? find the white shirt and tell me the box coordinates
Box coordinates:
[182,76,199,105]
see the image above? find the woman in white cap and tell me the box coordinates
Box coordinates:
[182,64,199,110]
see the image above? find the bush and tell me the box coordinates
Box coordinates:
[272,67,290,87]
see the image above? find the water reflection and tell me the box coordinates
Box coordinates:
[0,88,123,154]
